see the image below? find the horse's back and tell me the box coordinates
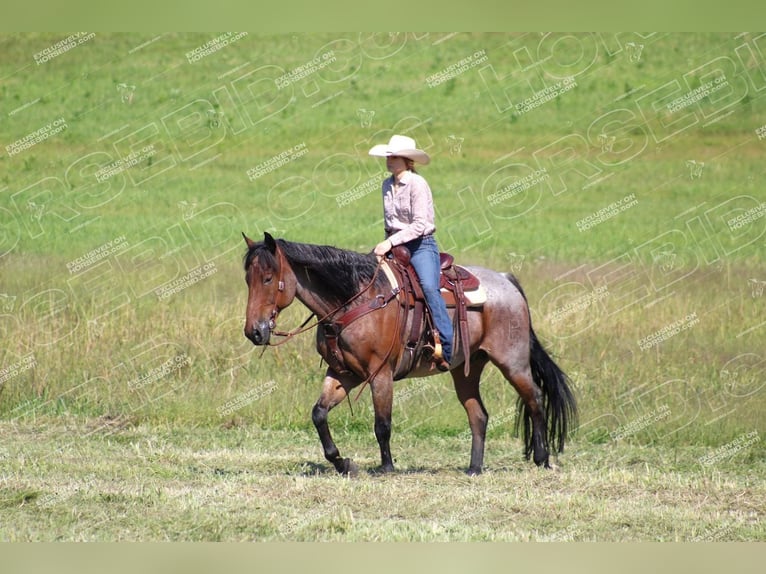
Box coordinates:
[468,266,529,314]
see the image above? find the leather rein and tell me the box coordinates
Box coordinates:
[255,245,406,402]
[260,246,394,347]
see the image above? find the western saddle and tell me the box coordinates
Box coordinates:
[319,246,485,381]
[385,245,483,379]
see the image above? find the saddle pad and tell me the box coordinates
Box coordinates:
[381,259,400,292]
[441,284,487,307]
[381,260,486,307]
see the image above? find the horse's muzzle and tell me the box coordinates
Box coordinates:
[245,321,271,346]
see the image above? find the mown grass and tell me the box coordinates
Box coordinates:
[1,418,763,542]
[1,32,765,540]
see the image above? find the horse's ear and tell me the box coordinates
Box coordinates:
[263,232,277,254]
[242,232,256,249]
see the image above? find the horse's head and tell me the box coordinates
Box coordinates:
[242,232,297,345]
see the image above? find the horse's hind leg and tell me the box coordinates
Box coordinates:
[311,368,362,476]
[490,358,549,468]
[451,352,490,475]
[511,367,549,467]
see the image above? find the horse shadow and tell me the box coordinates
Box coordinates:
[288,459,476,478]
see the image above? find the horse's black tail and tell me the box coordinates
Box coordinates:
[505,274,578,458]
[523,325,578,456]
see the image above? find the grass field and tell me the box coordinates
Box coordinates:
[1,32,765,542]
[1,420,763,541]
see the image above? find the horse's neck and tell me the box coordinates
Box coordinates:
[290,263,342,318]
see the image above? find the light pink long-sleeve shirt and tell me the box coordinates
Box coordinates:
[382,170,436,246]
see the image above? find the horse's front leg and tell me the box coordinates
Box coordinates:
[311,368,362,476]
[370,373,395,473]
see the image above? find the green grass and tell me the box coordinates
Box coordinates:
[1,32,765,541]
[1,418,763,542]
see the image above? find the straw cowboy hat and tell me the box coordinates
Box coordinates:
[368,134,430,165]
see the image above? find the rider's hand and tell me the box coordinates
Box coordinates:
[374,239,393,258]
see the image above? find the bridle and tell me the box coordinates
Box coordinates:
[262,242,291,338]
[250,243,404,401]
[252,243,390,346]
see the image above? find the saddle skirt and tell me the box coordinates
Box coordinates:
[382,248,485,379]
[381,255,487,308]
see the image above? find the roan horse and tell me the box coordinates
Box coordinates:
[243,232,577,475]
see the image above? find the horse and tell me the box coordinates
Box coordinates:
[242,232,577,476]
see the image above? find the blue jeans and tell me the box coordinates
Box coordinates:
[404,236,453,363]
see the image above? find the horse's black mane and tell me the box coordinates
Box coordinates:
[244,238,387,304]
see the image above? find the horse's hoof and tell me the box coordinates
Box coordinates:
[534,457,551,469]
[339,458,358,477]
[466,467,482,476]
[533,452,550,468]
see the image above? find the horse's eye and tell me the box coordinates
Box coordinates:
[263,275,273,285]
